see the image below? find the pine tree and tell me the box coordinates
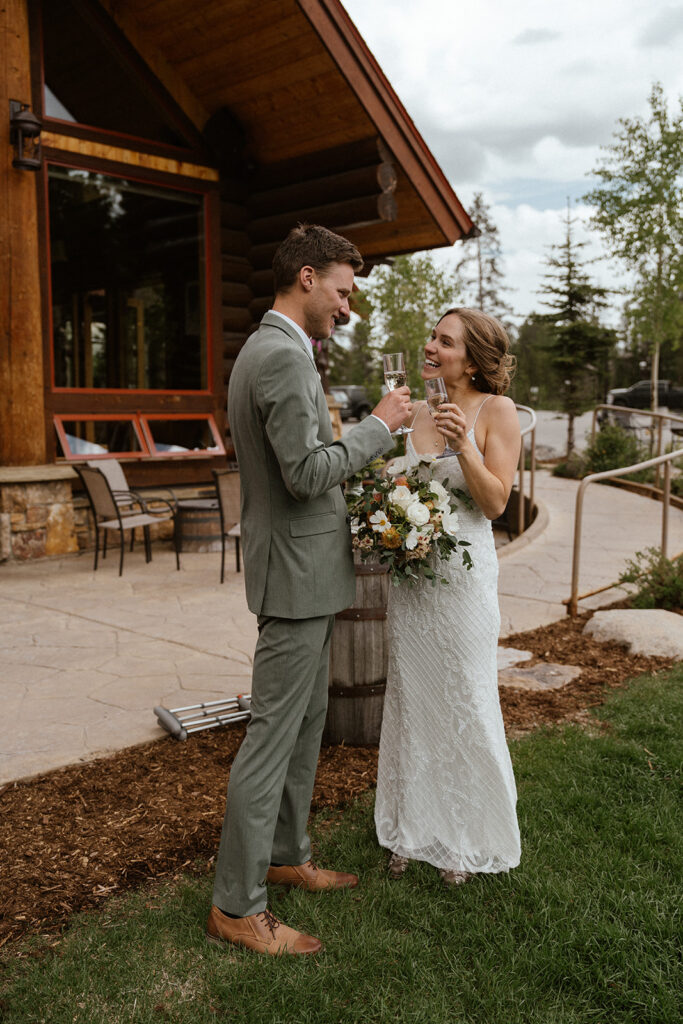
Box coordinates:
[536,202,617,456]
[455,192,514,325]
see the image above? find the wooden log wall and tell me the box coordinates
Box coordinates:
[242,136,397,335]
[220,135,398,444]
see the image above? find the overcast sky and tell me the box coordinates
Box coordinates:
[342,0,683,324]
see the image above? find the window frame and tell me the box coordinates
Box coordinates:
[45,157,215,398]
[54,412,226,461]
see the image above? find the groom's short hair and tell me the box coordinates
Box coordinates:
[273,223,363,294]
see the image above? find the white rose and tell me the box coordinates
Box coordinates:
[406,501,431,526]
[386,456,410,476]
[389,485,413,510]
[428,480,449,504]
[440,509,460,536]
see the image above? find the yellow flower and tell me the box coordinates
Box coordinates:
[382,527,402,549]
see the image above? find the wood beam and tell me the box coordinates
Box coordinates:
[297,0,474,243]
[0,0,46,465]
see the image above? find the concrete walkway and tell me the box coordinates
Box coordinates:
[1,470,681,786]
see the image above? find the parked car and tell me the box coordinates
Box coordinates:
[329,385,372,421]
[605,379,683,410]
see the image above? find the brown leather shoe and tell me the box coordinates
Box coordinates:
[266,860,358,891]
[206,905,322,955]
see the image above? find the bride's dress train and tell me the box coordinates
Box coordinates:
[374,429,521,875]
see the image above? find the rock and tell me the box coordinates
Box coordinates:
[498,662,581,691]
[497,647,533,671]
[584,609,683,660]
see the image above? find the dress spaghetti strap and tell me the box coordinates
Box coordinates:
[471,393,494,431]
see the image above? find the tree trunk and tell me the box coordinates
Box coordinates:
[650,338,660,412]
[566,412,575,459]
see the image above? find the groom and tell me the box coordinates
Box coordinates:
[207,224,411,955]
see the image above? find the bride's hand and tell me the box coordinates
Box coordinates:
[433,402,468,451]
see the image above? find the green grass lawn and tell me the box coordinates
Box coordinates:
[1,667,681,1024]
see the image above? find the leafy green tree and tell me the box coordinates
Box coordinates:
[584,83,683,409]
[455,192,514,325]
[327,292,383,402]
[366,253,461,390]
[536,202,617,456]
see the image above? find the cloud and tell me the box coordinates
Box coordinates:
[637,5,683,47]
[513,28,562,45]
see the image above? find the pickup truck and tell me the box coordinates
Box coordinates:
[605,379,683,410]
[329,385,372,421]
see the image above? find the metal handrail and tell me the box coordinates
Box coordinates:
[515,404,537,536]
[566,446,682,616]
[591,405,683,489]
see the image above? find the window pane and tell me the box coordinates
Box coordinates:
[58,419,145,456]
[144,418,224,455]
[49,168,207,391]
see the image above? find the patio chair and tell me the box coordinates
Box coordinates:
[75,465,180,576]
[86,458,177,552]
[213,468,241,582]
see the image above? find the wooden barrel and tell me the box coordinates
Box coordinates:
[323,558,390,746]
[177,499,221,552]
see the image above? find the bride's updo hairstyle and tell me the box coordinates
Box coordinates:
[439,307,515,395]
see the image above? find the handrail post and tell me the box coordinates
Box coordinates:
[529,426,536,526]
[662,459,671,558]
[517,438,525,536]
[655,418,663,489]
[568,479,587,617]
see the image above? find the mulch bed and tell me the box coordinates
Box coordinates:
[0,609,673,951]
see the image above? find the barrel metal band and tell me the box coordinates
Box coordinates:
[335,607,387,621]
[328,681,386,698]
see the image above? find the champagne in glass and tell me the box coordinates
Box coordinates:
[424,376,448,418]
[382,352,412,435]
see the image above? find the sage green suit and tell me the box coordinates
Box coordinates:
[213,312,392,916]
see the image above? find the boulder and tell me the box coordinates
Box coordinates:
[584,609,683,660]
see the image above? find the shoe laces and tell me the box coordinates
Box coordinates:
[257,909,280,937]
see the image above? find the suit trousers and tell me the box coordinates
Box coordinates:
[212,612,336,917]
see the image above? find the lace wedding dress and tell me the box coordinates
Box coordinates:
[374,424,521,875]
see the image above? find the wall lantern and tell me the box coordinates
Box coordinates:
[9,100,42,171]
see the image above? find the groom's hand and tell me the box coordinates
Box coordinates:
[372,386,412,433]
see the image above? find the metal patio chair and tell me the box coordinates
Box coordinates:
[75,465,180,576]
[86,458,178,553]
[212,467,241,582]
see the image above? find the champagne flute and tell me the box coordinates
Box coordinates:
[382,352,413,435]
[424,376,448,418]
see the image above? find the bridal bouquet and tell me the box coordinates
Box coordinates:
[345,454,473,586]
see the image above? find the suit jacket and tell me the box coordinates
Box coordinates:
[228,311,392,618]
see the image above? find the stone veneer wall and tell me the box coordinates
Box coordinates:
[0,466,80,562]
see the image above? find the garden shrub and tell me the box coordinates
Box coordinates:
[619,547,683,611]
[584,423,645,473]
[552,452,586,478]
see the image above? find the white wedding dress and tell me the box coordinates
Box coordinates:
[374,421,521,875]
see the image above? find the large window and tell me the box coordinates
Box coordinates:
[49,167,208,392]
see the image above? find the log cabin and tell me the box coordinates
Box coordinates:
[0,0,474,561]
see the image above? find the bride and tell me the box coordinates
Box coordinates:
[374,307,522,885]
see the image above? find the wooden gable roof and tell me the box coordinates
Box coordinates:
[97,0,474,259]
